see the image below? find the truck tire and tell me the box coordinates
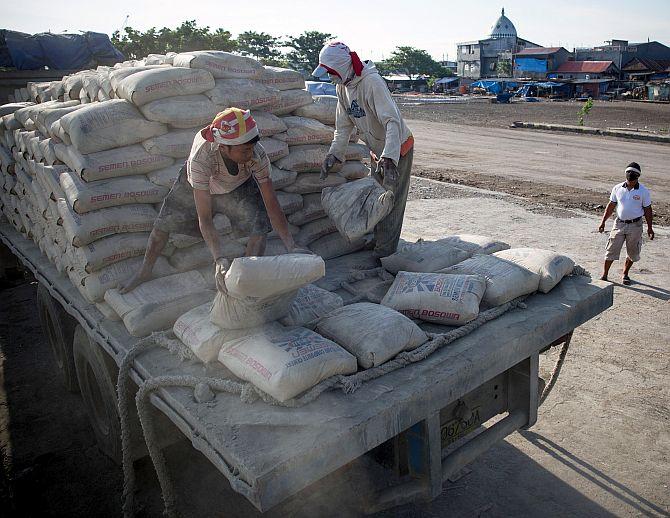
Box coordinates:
[37,283,79,393]
[73,325,122,463]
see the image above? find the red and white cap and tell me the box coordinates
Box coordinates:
[201,107,259,146]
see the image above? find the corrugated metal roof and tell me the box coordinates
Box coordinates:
[557,61,615,73]
[622,57,670,72]
[515,47,565,56]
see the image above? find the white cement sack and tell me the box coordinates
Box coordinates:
[274,116,333,146]
[441,234,510,255]
[224,254,325,300]
[279,284,343,328]
[270,89,314,116]
[95,301,121,321]
[205,79,280,110]
[142,128,198,158]
[258,66,305,91]
[60,172,169,214]
[169,239,245,272]
[293,95,338,125]
[109,65,171,92]
[282,173,346,194]
[316,302,428,369]
[211,289,297,329]
[105,270,215,337]
[252,110,287,137]
[73,232,149,273]
[60,100,168,154]
[288,193,324,226]
[276,191,303,215]
[139,94,218,128]
[337,161,370,180]
[116,67,215,106]
[34,103,84,136]
[259,137,289,163]
[270,168,297,190]
[147,163,183,188]
[276,144,367,173]
[0,102,33,118]
[382,272,486,326]
[308,232,369,260]
[219,326,356,402]
[322,177,394,242]
[57,199,157,246]
[172,51,263,79]
[381,239,472,274]
[440,254,540,307]
[50,120,71,144]
[493,248,575,293]
[295,217,337,246]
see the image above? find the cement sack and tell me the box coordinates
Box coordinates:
[50,119,71,144]
[60,172,169,214]
[204,79,280,110]
[274,116,333,146]
[288,193,324,225]
[293,95,338,125]
[59,100,168,154]
[275,144,367,173]
[441,234,510,255]
[2,113,22,132]
[382,272,486,326]
[381,239,472,274]
[224,254,325,300]
[322,177,394,242]
[440,255,540,307]
[282,173,346,194]
[142,128,198,158]
[316,302,428,369]
[108,65,171,92]
[33,103,84,136]
[172,51,263,79]
[95,301,121,321]
[14,100,60,126]
[337,161,370,180]
[276,191,303,215]
[105,270,215,337]
[82,256,176,303]
[270,168,297,190]
[279,284,343,328]
[0,102,33,118]
[258,66,305,91]
[270,89,314,116]
[295,217,337,246]
[252,111,286,137]
[147,164,183,188]
[308,232,369,260]
[36,139,57,165]
[116,67,215,106]
[259,137,289,163]
[218,326,356,402]
[493,248,574,293]
[211,289,297,329]
[73,232,150,273]
[139,94,218,129]
[57,199,157,246]
[169,239,245,272]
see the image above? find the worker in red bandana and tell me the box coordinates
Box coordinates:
[314,41,414,258]
[120,108,299,293]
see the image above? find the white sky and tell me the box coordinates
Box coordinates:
[2,0,669,62]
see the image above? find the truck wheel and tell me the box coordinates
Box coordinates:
[73,325,122,463]
[37,283,79,393]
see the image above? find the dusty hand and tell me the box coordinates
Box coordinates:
[214,258,231,294]
[320,154,340,181]
[381,158,398,191]
[597,223,605,233]
[118,270,149,294]
[648,227,655,240]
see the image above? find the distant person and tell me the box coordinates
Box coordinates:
[314,41,414,259]
[598,162,654,284]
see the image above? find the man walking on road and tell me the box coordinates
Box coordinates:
[598,162,654,285]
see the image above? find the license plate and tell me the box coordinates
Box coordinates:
[441,406,482,448]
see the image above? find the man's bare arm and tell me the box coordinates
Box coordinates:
[598,201,616,232]
[193,188,225,261]
[644,205,654,240]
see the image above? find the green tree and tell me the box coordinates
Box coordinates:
[380,46,448,81]
[236,31,286,66]
[285,31,335,74]
[496,60,512,77]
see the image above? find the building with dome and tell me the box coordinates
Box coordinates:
[457,8,540,79]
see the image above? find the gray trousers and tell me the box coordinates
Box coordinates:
[372,147,413,257]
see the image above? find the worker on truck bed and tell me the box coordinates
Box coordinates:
[598,162,654,285]
[314,41,414,259]
[120,108,300,294]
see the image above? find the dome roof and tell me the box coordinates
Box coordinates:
[490,8,517,39]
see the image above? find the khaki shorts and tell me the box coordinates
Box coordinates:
[605,218,643,262]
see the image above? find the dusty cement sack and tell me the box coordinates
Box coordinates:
[252,110,286,137]
[34,103,84,136]
[172,51,263,79]
[276,191,303,215]
[308,232,368,260]
[293,95,338,125]
[322,177,394,242]
[288,193,324,225]
[274,116,333,146]
[168,216,231,249]
[494,248,575,293]
[139,94,219,128]
[276,144,367,173]
[142,128,198,158]
[57,199,157,246]
[218,326,357,402]
[147,164,183,188]
[116,67,215,106]
[211,289,297,329]
[382,272,487,326]
[169,239,245,271]
[440,254,540,307]
[259,137,289,163]
[95,301,121,321]
[270,168,297,190]
[73,232,150,273]
[205,79,279,110]
[295,217,337,246]
[270,89,314,116]
[108,65,171,92]
[0,102,33,118]
[282,173,345,194]
[316,302,428,369]
[441,234,510,255]
[59,99,168,154]
[258,66,305,91]
[279,284,343,328]
[224,254,325,300]
[337,161,370,180]
[60,171,169,214]
[381,239,472,274]
[105,270,215,337]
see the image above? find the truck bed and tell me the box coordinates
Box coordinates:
[0,222,613,512]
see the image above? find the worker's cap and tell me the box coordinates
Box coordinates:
[202,108,259,146]
[312,64,336,80]
[311,41,361,80]
[625,162,641,180]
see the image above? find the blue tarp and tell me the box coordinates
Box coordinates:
[470,80,519,94]
[435,77,459,85]
[305,81,336,96]
[517,81,571,97]
[515,57,548,73]
[0,30,123,70]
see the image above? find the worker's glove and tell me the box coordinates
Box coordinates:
[381,158,398,192]
[320,154,340,181]
[214,257,231,294]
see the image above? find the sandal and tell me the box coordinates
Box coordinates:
[622,275,631,285]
